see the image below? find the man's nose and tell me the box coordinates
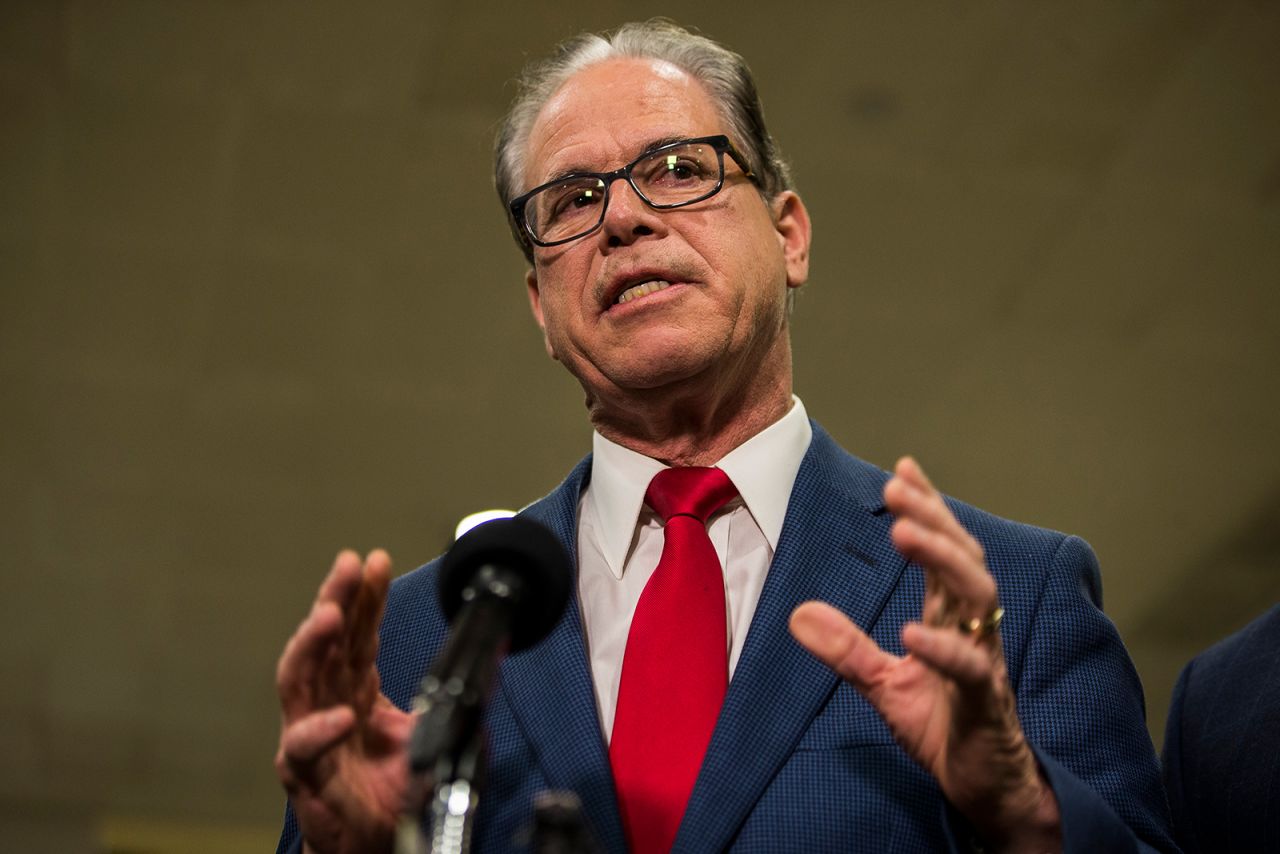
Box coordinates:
[599,178,659,247]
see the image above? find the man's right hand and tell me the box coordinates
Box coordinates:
[275,550,413,854]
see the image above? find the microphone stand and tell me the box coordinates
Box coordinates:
[424,725,485,854]
[396,729,485,854]
[396,566,518,854]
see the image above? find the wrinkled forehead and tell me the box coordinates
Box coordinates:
[521,57,724,189]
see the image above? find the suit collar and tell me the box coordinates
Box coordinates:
[587,396,813,577]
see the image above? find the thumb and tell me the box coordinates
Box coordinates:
[789,601,896,692]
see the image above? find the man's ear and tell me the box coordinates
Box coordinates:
[773,191,812,290]
[525,268,558,360]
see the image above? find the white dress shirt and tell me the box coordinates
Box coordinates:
[576,397,813,741]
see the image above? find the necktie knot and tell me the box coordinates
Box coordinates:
[645,466,738,523]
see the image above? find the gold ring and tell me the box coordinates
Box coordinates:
[959,607,1004,638]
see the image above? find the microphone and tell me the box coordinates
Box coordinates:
[409,516,572,775]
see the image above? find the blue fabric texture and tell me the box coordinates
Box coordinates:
[277,422,1175,853]
[1162,603,1280,854]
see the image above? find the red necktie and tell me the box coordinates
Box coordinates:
[610,466,738,853]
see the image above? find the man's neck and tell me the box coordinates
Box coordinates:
[586,373,794,467]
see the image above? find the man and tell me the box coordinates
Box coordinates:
[275,21,1174,853]
[1162,603,1280,853]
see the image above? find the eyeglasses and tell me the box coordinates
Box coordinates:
[509,134,756,248]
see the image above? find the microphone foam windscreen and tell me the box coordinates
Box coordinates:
[438,516,572,651]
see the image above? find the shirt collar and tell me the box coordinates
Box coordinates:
[588,396,813,578]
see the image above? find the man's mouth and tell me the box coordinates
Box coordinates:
[615,279,671,305]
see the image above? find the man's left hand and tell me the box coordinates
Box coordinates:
[790,456,1062,853]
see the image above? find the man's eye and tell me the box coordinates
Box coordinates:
[640,153,711,187]
[661,157,703,180]
[666,160,697,179]
[548,184,602,218]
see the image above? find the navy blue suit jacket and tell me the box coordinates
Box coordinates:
[279,423,1174,852]
[1162,603,1280,853]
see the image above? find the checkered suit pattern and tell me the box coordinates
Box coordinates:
[278,422,1175,853]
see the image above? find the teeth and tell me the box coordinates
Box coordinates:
[616,280,671,304]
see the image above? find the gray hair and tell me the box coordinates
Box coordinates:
[494,20,794,262]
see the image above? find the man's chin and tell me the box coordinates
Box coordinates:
[593,358,717,396]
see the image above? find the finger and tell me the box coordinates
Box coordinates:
[884,463,983,563]
[790,601,899,692]
[320,551,390,712]
[316,549,366,613]
[901,622,1000,688]
[893,455,936,496]
[278,552,362,713]
[277,600,345,721]
[892,516,998,612]
[346,550,392,679]
[276,705,357,788]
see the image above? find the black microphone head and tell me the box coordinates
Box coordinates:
[439,516,572,652]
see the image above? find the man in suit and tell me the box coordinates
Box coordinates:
[1162,603,1280,853]
[274,21,1174,853]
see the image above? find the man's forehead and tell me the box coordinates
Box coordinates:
[524,57,721,180]
[541,57,699,114]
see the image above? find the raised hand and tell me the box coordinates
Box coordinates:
[790,457,1062,852]
[275,550,413,854]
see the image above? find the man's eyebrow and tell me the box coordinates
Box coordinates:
[542,135,694,184]
[636,135,691,157]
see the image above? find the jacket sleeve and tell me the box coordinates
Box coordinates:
[1011,535,1177,853]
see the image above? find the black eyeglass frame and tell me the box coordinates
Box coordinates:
[508,134,757,248]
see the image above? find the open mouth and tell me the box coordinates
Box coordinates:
[615,279,672,305]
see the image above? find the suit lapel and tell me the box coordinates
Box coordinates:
[487,427,906,853]
[676,426,907,851]
[497,458,628,853]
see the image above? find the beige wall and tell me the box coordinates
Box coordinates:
[2,2,1278,850]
